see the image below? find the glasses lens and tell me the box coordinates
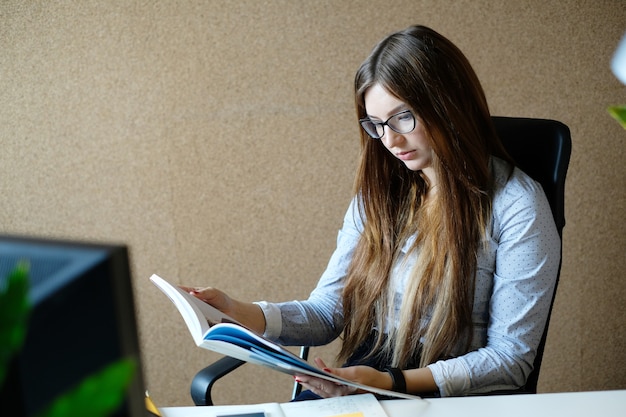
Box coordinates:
[388,111,415,134]
[360,119,383,139]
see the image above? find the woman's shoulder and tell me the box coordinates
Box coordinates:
[492,156,542,195]
[490,156,549,216]
[489,156,560,255]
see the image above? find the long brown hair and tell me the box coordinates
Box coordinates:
[339,25,513,368]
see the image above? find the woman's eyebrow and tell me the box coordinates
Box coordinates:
[366,104,409,120]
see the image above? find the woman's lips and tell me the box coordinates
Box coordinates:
[396,150,416,161]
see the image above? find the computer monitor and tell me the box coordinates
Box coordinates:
[0,235,147,417]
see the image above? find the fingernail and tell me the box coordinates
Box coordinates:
[323,368,332,373]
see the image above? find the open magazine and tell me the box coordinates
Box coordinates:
[149,274,421,400]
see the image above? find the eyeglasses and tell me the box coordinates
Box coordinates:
[359,109,416,139]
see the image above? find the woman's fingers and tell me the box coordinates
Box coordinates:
[295,374,354,398]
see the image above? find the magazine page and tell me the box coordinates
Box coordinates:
[149,274,240,345]
[203,323,321,373]
[280,394,389,417]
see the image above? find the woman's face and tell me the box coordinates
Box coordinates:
[363,84,435,181]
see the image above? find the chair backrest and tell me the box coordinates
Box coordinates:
[492,117,571,235]
[190,117,572,405]
[492,116,571,393]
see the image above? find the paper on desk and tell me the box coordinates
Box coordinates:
[279,394,387,417]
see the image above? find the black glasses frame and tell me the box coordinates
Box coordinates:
[359,109,416,139]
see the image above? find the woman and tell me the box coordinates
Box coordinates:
[183,25,560,398]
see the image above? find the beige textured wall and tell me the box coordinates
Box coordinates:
[1,0,625,407]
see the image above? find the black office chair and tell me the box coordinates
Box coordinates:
[190,117,572,405]
[490,117,571,394]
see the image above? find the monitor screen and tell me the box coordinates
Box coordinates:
[0,235,147,417]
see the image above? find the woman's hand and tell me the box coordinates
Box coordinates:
[294,358,392,398]
[179,285,266,334]
[180,285,236,316]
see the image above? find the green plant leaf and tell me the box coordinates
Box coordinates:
[608,105,626,129]
[35,358,137,417]
[0,262,31,385]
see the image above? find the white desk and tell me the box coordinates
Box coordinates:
[160,390,626,417]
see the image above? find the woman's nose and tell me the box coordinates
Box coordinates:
[382,126,403,148]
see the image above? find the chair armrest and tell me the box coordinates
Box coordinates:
[190,346,310,405]
[190,356,246,406]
